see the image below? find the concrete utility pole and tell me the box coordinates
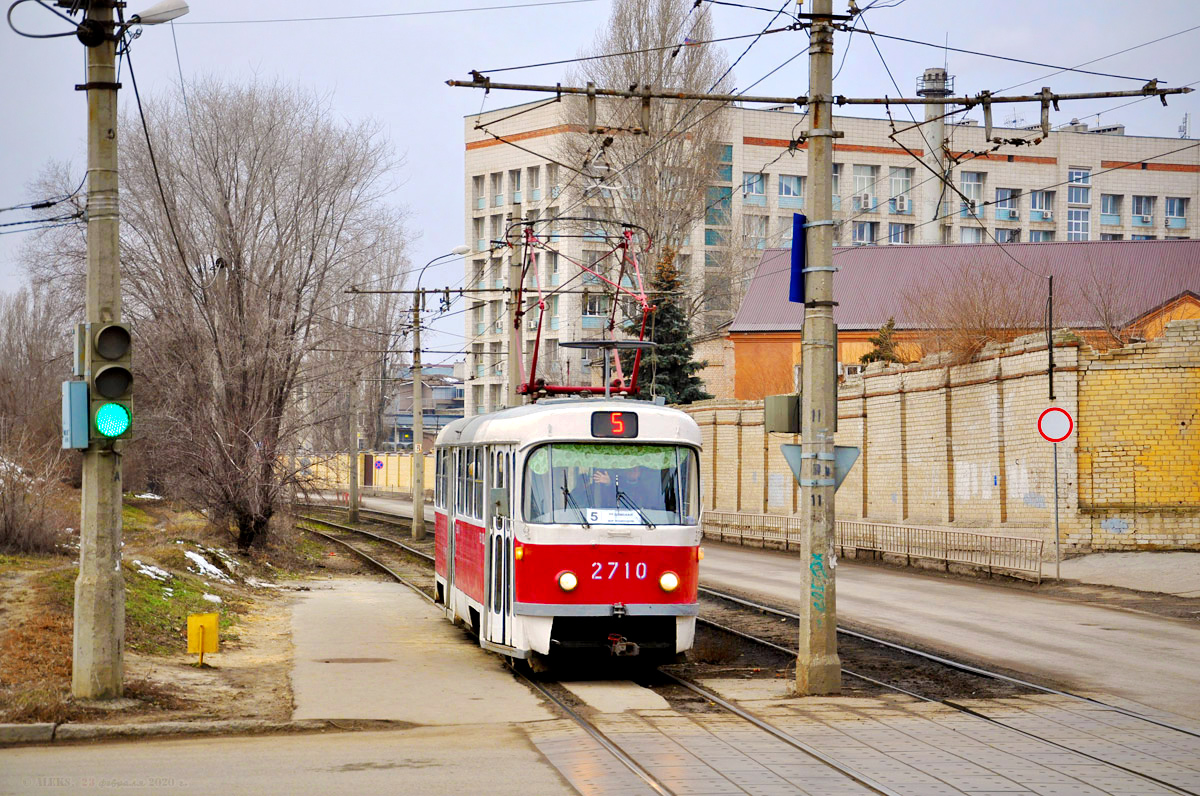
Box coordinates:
[797,0,842,696]
[506,216,524,407]
[74,0,124,700]
[411,291,426,540]
[348,388,359,523]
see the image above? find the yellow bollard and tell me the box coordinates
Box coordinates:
[187,613,219,666]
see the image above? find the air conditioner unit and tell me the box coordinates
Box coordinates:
[1043,211,1054,221]
[858,193,872,207]
[967,201,979,215]
[1141,215,1152,223]
[1010,210,1020,220]
[550,185,561,198]
[527,318,539,331]
[894,195,908,212]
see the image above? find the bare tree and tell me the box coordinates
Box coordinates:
[554,0,732,330]
[903,261,1048,361]
[0,287,73,553]
[26,79,411,550]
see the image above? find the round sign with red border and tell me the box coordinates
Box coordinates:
[1038,407,1074,443]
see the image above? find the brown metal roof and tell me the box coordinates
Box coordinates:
[729,239,1200,333]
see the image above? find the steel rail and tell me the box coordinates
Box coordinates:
[695,614,1200,796]
[699,585,1200,739]
[662,667,906,796]
[514,672,675,796]
[296,513,435,563]
[298,525,436,601]
[297,518,674,795]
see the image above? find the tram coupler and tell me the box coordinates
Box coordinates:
[607,633,640,657]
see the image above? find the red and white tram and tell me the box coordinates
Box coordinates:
[433,398,703,664]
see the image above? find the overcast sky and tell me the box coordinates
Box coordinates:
[2,0,1196,359]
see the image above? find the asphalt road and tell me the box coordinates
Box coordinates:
[701,542,1200,720]
[0,725,575,796]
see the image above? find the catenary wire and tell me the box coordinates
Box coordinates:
[858,28,1156,84]
[180,0,603,26]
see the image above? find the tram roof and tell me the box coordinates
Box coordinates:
[434,398,702,449]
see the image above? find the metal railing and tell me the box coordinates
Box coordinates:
[701,511,1043,582]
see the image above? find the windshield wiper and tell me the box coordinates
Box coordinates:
[614,476,655,528]
[561,474,591,528]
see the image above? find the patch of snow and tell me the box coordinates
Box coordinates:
[132,560,171,581]
[134,492,163,500]
[162,587,174,597]
[183,550,232,582]
[245,576,280,589]
[206,546,240,568]
[201,593,222,604]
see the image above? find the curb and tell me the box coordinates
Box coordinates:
[0,718,411,747]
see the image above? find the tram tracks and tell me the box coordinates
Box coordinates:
[297,509,1200,796]
[699,586,1200,796]
[295,511,905,795]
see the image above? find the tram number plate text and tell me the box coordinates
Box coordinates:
[591,561,649,580]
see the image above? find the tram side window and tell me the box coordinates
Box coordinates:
[456,448,466,515]
[473,447,485,519]
[435,449,447,509]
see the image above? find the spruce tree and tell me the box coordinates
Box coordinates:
[622,250,712,404]
[860,317,904,364]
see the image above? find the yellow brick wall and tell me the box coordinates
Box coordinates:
[682,319,1200,553]
[1078,320,1200,548]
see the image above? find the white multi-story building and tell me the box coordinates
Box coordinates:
[463,69,1199,416]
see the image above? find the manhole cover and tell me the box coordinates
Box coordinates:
[315,658,394,664]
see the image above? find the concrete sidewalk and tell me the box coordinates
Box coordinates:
[291,580,553,724]
[1059,551,1200,596]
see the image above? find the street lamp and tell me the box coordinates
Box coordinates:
[410,245,468,541]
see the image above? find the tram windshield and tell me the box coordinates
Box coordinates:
[523,443,699,526]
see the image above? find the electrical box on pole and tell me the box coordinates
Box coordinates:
[84,322,133,441]
[61,380,89,449]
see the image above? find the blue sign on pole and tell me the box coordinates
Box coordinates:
[374,460,384,470]
[788,213,807,304]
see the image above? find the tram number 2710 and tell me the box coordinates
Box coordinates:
[592,561,648,580]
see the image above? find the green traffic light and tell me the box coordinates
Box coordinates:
[95,402,131,438]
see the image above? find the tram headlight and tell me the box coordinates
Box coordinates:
[557,570,578,592]
[659,571,680,592]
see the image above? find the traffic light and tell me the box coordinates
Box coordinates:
[85,322,132,441]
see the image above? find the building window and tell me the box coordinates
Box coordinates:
[706,185,732,226]
[1067,208,1090,240]
[1132,195,1154,218]
[473,218,485,250]
[831,164,842,209]
[887,223,912,244]
[1031,190,1054,211]
[473,175,485,210]
[744,215,768,249]
[716,144,733,182]
[779,174,803,197]
[960,172,983,215]
[1166,197,1187,218]
[742,172,765,196]
[995,188,1019,221]
[1100,233,1123,240]
[960,226,984,244]
[583,292,609,316]
[1066,168,1091,205]
[777,216,794,247]
[889,167,913,213]
[995,228,1020,243]
[852,221,877,245]
[1132,234,1156,240]
[1029,229,1055,242]
[491,172,503,206]
[1101,194,1121,215]
[853,165,878,211]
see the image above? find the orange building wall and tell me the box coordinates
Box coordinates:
[732,330,925,400]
